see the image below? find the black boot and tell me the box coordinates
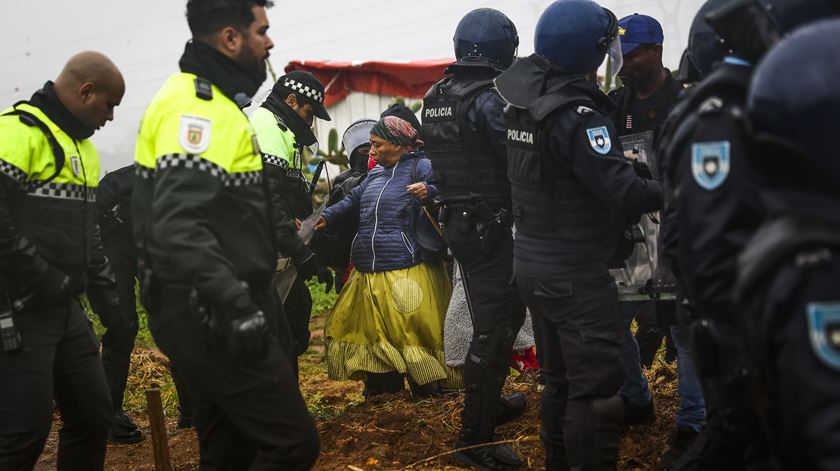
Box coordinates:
[497,392,527,426]
[453,436,523,470]
[109,410,143,444]
[408,380,440,398]
[177,413,194,429]
[565,396,623,471]
[661,426,700,470]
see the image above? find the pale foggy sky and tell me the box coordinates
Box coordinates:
[1,0,704,173]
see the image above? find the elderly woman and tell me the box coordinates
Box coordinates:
[315,115,457,397]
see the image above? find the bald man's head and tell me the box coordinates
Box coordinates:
[54,51,125,132]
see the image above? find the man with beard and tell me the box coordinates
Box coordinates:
[250,70,333,369]
[0,51,124,470]
[132,0,319,468]
[608,14,704,467]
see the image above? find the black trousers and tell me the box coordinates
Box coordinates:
[284,277,313,359]
[0,297,113,470]
[149,285,319,470]
[443,217,526,443]
[516,257,623,471]
[98,232,139,411]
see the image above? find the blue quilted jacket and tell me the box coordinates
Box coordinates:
[322,152,437,273]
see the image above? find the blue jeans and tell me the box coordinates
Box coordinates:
[670,322,706,431]
[619,302,652,406]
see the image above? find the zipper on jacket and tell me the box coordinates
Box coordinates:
[371,161,399,271]
[401,232,416,263]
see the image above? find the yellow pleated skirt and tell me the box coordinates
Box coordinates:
[324,261,462,389]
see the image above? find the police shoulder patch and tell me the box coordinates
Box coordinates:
[586,126,612,155]
[691,141,730,190]
[179,115,211,155]
[807,302,840,371]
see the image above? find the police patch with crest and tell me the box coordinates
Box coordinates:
[691,141,730,190]
[179,115,211,154]
[586,126,612,155]
[807,302,840,371]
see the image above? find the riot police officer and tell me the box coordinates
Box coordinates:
[735,19,840,470]
[132,1,318,468]
[495,1,662,468]
[658,0,840,468]
[421,8,526,469]
[0,52,124,469]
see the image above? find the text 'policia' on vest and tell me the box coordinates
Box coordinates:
[422,76,510,206]
[501,55,622,244]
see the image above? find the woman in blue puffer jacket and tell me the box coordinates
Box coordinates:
[315,115,458,397]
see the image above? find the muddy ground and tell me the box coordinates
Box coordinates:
[36,315,679,470]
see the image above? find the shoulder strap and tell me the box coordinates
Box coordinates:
[2,103,66,192]
[735,216,840,303]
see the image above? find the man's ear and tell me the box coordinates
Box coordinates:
[285,93,298,108]
[219,26,241,54]
[653,44,664,60]
[79,82,95,103]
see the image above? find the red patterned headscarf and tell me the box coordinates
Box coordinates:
[370,116,424,147]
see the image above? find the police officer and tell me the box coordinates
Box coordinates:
[250,70,332,364]
[657,1,840,468]
[94,164,144,442]
[496,0,662,468]
[421,8,526,469]
[132,1,318,468]
[0,52,124,469]
[735,19,840,470]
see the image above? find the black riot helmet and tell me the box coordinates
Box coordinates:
[685,0,731,79]
[701,0,840,66]
[453,8,519,70]
[755,0,840,34]
[747,18,840,191]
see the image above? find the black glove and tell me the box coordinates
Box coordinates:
[35,265,82,304]
[293,247,334,292]
[633,160,653,180]
[217,290,270,363]
[88,285,131,350]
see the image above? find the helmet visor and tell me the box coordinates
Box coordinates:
[608,35,624,78]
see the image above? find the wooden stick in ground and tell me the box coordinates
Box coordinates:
[146,383,172,471]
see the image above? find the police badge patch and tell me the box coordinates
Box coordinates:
[179,115,211,154]
[807,302,840,371]
[586,126,612,155]
[691,141,730,190]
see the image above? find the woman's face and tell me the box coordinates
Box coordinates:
[369,134,402,166]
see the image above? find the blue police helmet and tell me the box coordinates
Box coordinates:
[535,0,618,74]
[756,0,840,35]
[747,18,840,187]
[686,0,729,78]
[454,8,519,70]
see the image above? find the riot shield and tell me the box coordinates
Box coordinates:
[611,131,674,300]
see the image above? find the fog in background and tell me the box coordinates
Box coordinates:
[1,0,704,173]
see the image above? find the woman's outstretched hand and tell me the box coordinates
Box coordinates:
[407,182,428,200]
[315,216,327,231]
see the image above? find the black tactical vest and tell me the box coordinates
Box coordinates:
[506,93,618,240]
[422,76,508,205]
